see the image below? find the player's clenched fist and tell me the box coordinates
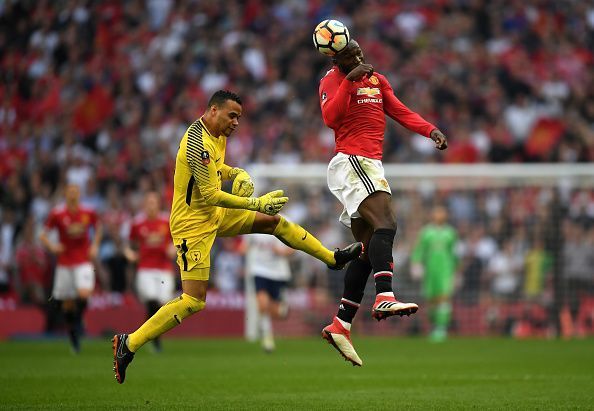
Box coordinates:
[430,129,448,150]
[251,190,288,215]
[230,168,254,197]
[346,63,374,82]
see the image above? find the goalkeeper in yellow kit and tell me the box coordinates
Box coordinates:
[112,90,362,383]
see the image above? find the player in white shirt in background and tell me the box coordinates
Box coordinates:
[245,234,294,352]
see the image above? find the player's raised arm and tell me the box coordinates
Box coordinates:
[381,79,435,137]
[381,78,448,150]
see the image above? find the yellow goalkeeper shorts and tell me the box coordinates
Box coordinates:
[174,208,256,281]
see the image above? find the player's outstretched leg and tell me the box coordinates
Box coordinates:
[368,228,418,321]
[112,334,135,384]
[271,216,362,268]
[111,293,205,384]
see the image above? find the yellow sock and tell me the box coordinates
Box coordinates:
[127,293,205,352]
[273,216,335,266]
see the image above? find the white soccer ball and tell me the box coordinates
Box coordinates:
[313,19,350,56]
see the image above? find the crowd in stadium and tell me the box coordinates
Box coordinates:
[1,1,593,335]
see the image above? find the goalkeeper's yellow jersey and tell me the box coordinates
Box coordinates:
[170,118,227,241]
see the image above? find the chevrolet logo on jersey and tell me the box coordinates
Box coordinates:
[357,87,380,97]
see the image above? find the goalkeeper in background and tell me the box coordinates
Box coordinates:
[111,90,362,383]
[411,206,458,342]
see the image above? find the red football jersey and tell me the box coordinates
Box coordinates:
[129,213,173,271]
[319,66,436,160]
[44,206,98,266]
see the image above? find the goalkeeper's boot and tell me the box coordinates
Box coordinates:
[328,242,363,270]
[322,317,362,367]
[372,294,418,321]
[112,334,135,384]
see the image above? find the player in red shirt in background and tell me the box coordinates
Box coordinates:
[39,183,102,352]
[319,40,448,366]
[123,192,176,352]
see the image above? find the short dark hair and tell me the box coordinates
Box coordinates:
[208,90,242,108]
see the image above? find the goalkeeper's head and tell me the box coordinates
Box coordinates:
[203,90,243,137]
[432,205,448,225]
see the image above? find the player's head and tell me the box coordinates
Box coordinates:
[332,39,364,74]
[144,191,160,217]
[64,183,80,207]
[432,205,448,225]
[204,90,242,137]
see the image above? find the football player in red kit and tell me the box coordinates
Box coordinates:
[319,40,448,366]
[123,192,176,352]
[40,183,102,352]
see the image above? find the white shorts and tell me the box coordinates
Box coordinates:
[136,268,175,304]
[327,152,391,227]
[52,262,95,300]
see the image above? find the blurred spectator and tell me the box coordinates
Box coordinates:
[98,184,130,292]
[523,238,552,300]
[0,209,16,292]
[485,239,523,334]
[14,216,51,305]
[560,221,594,337]
[488,239,523,299]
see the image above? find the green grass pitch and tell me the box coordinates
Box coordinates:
[1,337,592,410]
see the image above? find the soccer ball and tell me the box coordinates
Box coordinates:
[313,19,350,56]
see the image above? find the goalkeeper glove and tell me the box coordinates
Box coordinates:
[230,168,254,197]
[249,190,288,216]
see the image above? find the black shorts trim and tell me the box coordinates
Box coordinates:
[185,176,195,206]
[348,155,375,194]
[180,239,188,271]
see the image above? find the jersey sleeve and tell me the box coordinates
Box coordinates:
[380,76,436,138]
[186,125,256,210]
[319,70,355,129]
